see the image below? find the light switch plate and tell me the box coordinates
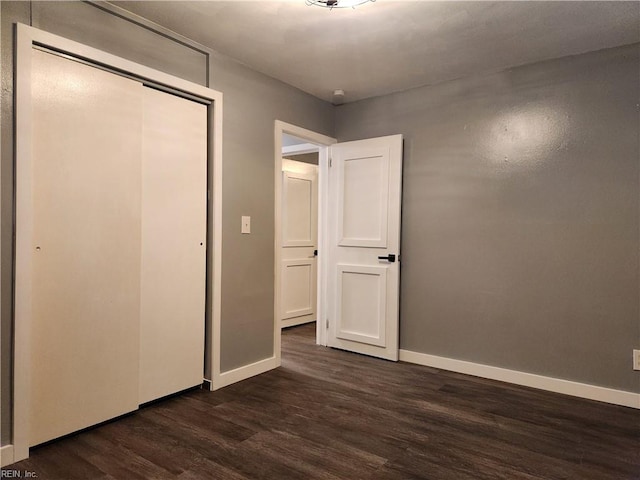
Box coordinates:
[241,216,251,234]
[633,350,640,371]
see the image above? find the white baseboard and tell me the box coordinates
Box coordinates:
[399,349,640,409]
[1,444,15,467]
[213,356,278,390]
[281,316,315,329]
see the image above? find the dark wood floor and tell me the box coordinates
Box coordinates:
[5,323,640,479]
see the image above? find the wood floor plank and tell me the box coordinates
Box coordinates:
[3,322,639,479]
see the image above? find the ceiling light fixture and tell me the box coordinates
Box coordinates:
[306,0,375,9]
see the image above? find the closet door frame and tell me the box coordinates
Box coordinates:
[13,23,223,463]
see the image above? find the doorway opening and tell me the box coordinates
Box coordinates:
[273,121,335,366]
[274,122,403,366]
[280,135,319,329]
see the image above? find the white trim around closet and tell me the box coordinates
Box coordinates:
[13,23,223,463]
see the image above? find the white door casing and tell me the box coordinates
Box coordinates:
[281,166,318,327]
[327,135,403,361]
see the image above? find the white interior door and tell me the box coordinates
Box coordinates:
[139,88,207,404]
[281,164,318,328]
[327,135,403,361]
[30,49,143,446]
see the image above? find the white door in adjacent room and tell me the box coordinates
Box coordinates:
[327,135,403,361]
[280,162,318,328]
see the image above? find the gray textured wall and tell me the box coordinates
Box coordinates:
[0,1,333,445]
[211,52,333,371]
[31,1,209,85]
[335,44,640,393]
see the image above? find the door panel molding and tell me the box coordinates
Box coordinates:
[281,259,316,320]
[282,171,317,248]
[336,147,390,248]
[335,264,387,347]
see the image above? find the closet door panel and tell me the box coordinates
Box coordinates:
[139,87,207,404]
[30,49,143,446]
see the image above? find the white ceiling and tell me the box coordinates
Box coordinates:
[114,1,640,104]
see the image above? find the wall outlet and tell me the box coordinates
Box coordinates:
[634,350,640,371]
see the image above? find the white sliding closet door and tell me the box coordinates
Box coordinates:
[30,49,143,446]
[139,88,207,404]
